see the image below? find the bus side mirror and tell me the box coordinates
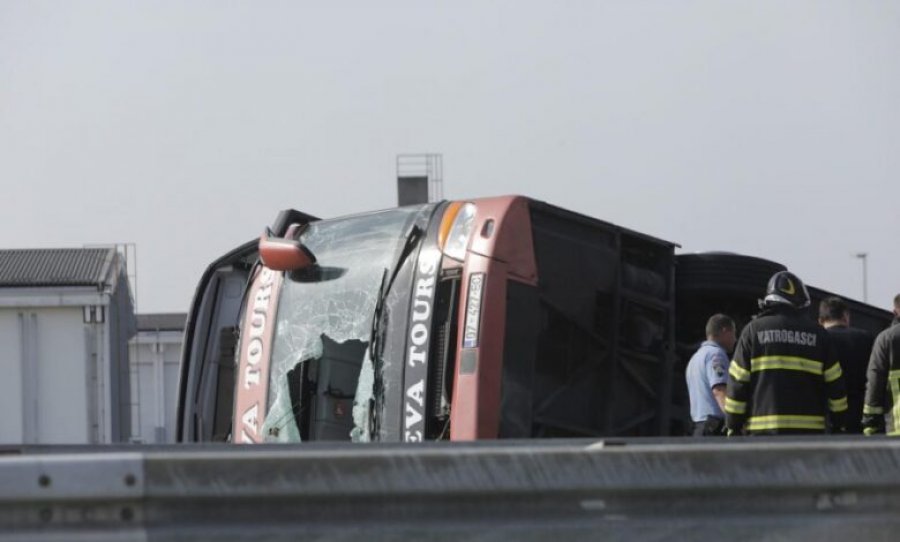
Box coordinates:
[259,228,317,271]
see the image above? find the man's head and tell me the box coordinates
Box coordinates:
[894,293,900,318]
[706,314,736,352]
[819,296,850,328]
[762,270,811,309]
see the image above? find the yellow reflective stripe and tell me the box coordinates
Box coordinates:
[828,396,848,412]
[746,415,825,431]
[729,361,751,382]
[751,356,823,376]
[891,376,900,434]
[890,369,900,380]
[824,362,843,383]
[724,397,746,414]
[863,404,884,415]
[863,427,878,436]
[747,415,825,424]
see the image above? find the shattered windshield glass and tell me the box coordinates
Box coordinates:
[260,205,430,442]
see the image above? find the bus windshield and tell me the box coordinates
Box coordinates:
[259,204,433,442]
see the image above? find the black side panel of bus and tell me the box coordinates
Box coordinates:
[500,201,676,438]
[499,281,539,438]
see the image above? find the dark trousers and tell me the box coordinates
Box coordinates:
[692,416,725,436]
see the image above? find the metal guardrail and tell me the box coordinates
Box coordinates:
[1,438,899,541]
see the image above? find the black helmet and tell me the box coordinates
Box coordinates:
[762,271,810,309]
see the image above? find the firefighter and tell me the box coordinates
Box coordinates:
[725,271,848,435]
[861,294,900,435]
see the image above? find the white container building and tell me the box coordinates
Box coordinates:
[0,248,135,444]
[129,313,185,443]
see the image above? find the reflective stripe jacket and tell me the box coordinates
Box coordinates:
[725,305,848,435]
[861,318,900,435]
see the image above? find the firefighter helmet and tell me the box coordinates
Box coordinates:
[763,271,811,309]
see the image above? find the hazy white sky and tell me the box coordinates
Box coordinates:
[1,1,898,313]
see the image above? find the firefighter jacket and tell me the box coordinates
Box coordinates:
[861,318,900,435]
[725,305,848,435]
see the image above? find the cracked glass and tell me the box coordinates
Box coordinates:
[260,205,429,442]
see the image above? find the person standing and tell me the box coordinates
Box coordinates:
[818,297,875,433]
[686,314,737,436]
[861,294,900,435]
[725,271,848,435]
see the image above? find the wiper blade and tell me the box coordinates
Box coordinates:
[370,225,424,362]
[366,225,424,440]
[370,268,389,362]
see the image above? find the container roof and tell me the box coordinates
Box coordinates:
[136,313,187,332]
[0,248,117,288]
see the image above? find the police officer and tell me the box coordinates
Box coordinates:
[861,294,900,435]
[686,314,737,436]
[725,271,848,435]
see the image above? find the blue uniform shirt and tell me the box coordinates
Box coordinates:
[685,340,729,422]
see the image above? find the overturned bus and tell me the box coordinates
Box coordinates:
[177,196,892,443]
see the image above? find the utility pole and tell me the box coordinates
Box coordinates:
[855,253,868,303]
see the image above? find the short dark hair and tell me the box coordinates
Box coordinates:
[819,297,848,322]
[706,314,735,338]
